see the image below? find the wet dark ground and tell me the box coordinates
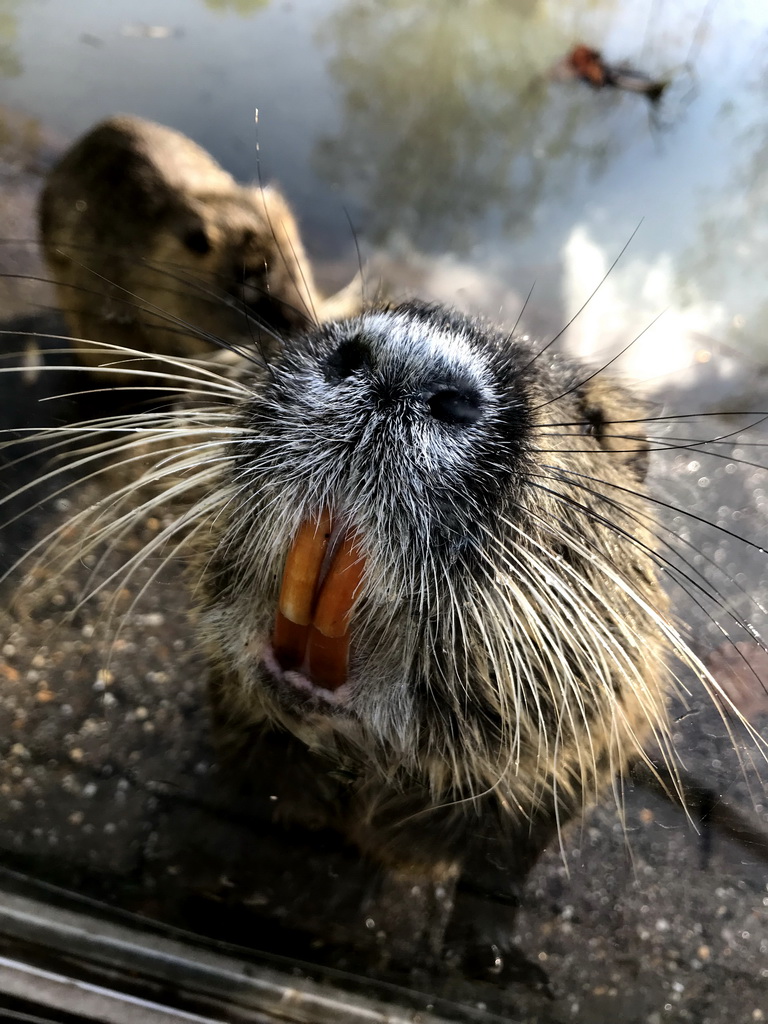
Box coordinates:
[0,112,767,1024]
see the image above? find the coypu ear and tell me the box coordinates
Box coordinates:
[576,379,650,482]
[318,271,366,321]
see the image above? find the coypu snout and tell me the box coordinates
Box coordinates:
[261,307,525,694]
[322,330,486,426]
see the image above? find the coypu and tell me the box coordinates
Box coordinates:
[199,301,670,878]
[196,300,692,964]
[39,115,361,375]
[16,297,734,973]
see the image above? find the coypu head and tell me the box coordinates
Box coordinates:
[151,185,322,342]
[38,114,362,371]
[199,301,671,810]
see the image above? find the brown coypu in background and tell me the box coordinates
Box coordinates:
[40,115,361,376]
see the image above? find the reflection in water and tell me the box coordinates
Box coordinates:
[0,0,22,78]
[680,60,768,363]
[315,0,625,252]
[559,224,749,404]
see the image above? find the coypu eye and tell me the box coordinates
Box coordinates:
[325,337,371,381]
[428,388,483,426]
[579,394,649,481]
[182,227,211,255]
[581,406,603,437]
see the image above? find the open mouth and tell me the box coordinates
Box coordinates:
[271,509,365,693]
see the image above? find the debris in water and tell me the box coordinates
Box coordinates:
[555,44,669,104]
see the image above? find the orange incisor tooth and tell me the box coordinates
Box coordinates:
[278,509,332,625]
[311,533,366,639]
[272,610,309,671]
[307,627,350,692]
[307,533,365,691]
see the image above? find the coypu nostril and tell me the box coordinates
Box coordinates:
[324,337,371,381]
[427,388,483,426]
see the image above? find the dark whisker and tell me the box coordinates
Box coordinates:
[59,249,283,367]
[519,220,643,372]
[342,205,367,311]
[529,468,768,669]
[536,456,768,624]
[533,432,768,475]
[531,311,666,413]
[506,279,536,341]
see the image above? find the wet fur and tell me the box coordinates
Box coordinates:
[3,299,767,975]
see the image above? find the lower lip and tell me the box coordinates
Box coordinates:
[261,644,353,707]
